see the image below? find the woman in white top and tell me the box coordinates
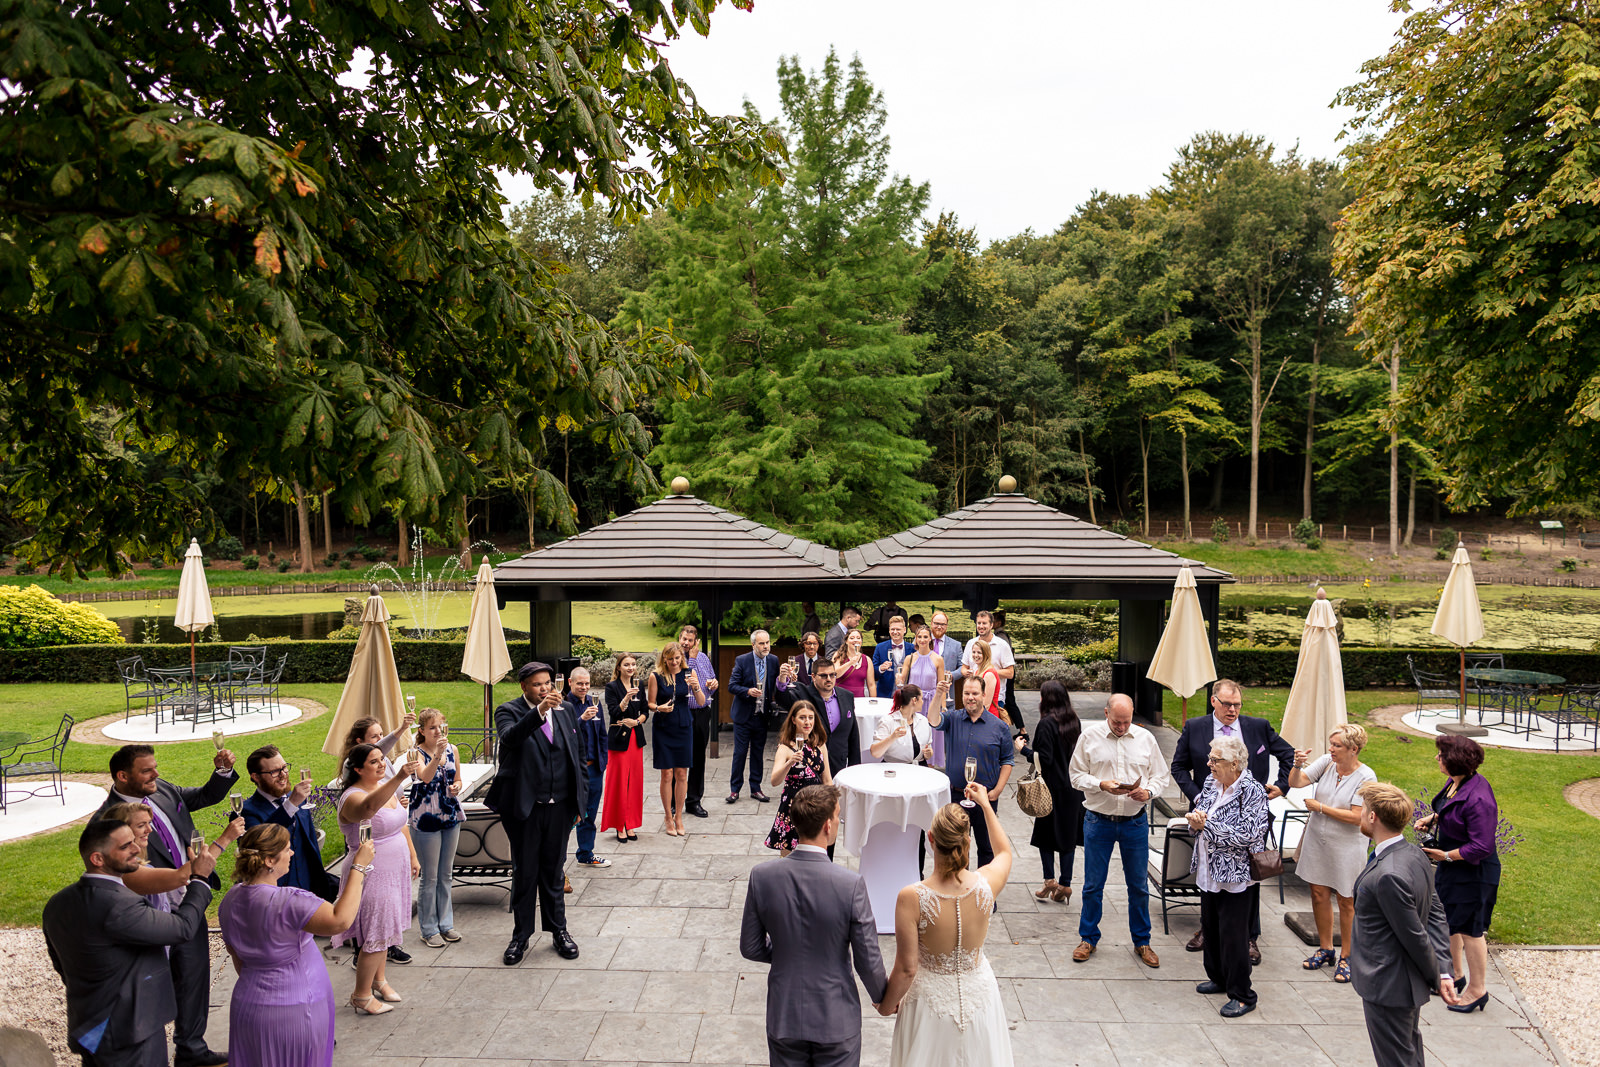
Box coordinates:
[1287,723,1375,983]
[880,783,1014,1067]
[870,685,936,764]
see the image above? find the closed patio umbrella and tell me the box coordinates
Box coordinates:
[1279,589,1347,751]
[461,556,512,761]
[173,538,215,679]
[1430,542,1487,735]
[1146,564,1217,722]
[322,586,408,761]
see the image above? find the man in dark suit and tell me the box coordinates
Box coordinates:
[241,744,338,900]
[490,660,587,965]
[821,606,860,660]
[796,630,823,687]
[97,744,235,1067]
[567,666,611,869]
[1351,781,1458,1067]
[777,656,862,785]
[741,784,886,1067]
[45,818,216,1067]
[1170,678,1294,960]
[800,602,823,640]
[727,630,779,804]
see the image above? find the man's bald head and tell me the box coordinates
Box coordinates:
[1105,693,1135,737]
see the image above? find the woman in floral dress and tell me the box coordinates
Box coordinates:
[763,701,833,854]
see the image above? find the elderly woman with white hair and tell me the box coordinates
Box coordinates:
[1186,733,1271,1019]
[1288,723,1376,983]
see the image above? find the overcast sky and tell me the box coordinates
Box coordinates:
[498,0,1408,244]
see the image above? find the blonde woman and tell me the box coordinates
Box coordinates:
[647,642,702,836]
[970,640,1006,723]
[102,801,242,913]
[1289,723,1376,983]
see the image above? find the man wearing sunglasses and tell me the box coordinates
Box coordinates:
[1170,679,1295,961]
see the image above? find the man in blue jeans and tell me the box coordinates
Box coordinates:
[567,667,611,869]
[1067,694,1170,969]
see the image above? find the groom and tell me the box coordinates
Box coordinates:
[740,784,887,1067]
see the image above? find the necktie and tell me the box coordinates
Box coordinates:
[142,797,183,864]
[1366,850,1377,866]
[1220,724,1234,736]
[541,716,554,743]
[757,660,766,690]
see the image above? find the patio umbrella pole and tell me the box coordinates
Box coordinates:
[1459,648,1466,726]
[483,681,496,762]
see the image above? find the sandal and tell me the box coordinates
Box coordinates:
[1333,957,1352,983]
[1302,948,1336,970]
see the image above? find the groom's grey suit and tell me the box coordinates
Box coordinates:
[741,848,888,1067]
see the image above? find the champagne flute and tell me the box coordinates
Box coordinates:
[299,767,312,786]
[190,830,206,860]
[960,757,978,808]
[211,729,225,751]
[229,792,243,816]
[358,819,372,845]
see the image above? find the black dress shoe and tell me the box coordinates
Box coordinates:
[553,930,580,960]
[687,801,709,818]
[503,937,528,966]
[1195,981,1225,995]
[175,1052,229,1067]
[1186,929,1205,952]
[387,945,413,965]
[1247,939,1261,966]
[751,791,771,803]
[1220,998,1256,1018]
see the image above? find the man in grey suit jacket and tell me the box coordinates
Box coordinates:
[741,784,887,1067]
[1351,782,1459,1067]
[97,744,236,1067]
[44,818,216,1067]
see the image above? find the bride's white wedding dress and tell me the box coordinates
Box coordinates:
[889,877,1013,1067]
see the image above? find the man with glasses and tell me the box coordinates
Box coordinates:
[242,744,339,901]
[1170,678,1295,961]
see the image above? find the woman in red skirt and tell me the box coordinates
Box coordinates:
[601,652,650,842]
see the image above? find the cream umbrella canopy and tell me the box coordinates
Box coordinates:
[173,538,216,678]
[1431,542,1487,734]
[1279,589,1347,751]
[322,587,409,760]
[461,556,512,760]
[1146,564,1217,722]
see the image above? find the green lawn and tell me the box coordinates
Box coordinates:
[4,682,1598,942]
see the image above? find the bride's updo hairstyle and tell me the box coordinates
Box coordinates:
[929,803,971,876]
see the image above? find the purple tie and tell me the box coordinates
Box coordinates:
[1221,724,1234,737]
[541,717,554,743]
[142,797,183,864]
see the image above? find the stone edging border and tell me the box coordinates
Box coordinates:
[71,697,330,746]
[1493,946,1573,1067]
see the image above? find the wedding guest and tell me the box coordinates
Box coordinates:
[1415,734,1501,1013]
[895,625,947,718]
[564,668,611,870]
[408,709,464,948]
[796,631,823,685]
[98,743,237,1066]
[334,744,417,1014]
[961,611,1014,720]
[1013,680,1085,903]
[871,615,910,699]
[1288,724,1376,983]
[602,653,649,843]
[765,702,833,855]
[990,610,1022,736]
[242,745,337,900]
[221,824,377,1057]
[969,640,1006,724]
[822,606,860,660]
[870,686,935,765]
[1068,694,1168,969]
[45,819,216,1067]
[927,677,1014,868]
[338,713,417,778]
[834,629,871,699]
[929,613,965,715]
[800,602,823,639]
[1188,734,1271,1018]
[728,631,779,805]
[647,642,702,837]
[101,801,241,914]
[680,626,720,820]
[867,597,905,644]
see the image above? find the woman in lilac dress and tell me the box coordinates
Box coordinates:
[220,823,375,1064]
[896,625,948,768]
[335,742,419,1013]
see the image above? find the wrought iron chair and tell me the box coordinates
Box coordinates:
[1538,684,1600,753]
[234,653,288,717]
[115,656,164,722]
[0,713,73,814]
[1149,820,1202,935]
[1406,656,1458,714]
[147,666,214,731]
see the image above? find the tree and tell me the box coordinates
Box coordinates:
[0,0,783,575]
[623,50,941,544]
[1167,133,1310,541]
[1335,0,1600,511]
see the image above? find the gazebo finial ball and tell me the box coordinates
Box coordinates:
[670,476,690,495]
[997,475,1018,494]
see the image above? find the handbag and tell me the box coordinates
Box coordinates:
[1249,846,1284,881]
[1014,756,1054,818]
[606,723,633,752]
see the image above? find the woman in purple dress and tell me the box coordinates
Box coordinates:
[896,625,948,768]
[220,824,375,1064]
[335,742,419,1013]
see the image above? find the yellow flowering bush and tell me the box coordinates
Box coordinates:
[0,585,124,650]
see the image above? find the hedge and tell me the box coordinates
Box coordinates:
[1,641,1595,690]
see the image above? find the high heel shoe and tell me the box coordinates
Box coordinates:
[1050,882,1071,903]
[1035,879,1059,900]
[661,819,679,837]
[372,981,403,1003]
[350,993,393,1016]
[1447,993,1489,1013]
[1454,975,1468,994]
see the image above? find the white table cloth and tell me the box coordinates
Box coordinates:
[835,763,951,933]
[854,697,892,763]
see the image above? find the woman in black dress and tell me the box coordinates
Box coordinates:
[647,642,701,838]
[1013,679,1085,902]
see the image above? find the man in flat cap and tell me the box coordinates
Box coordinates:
[488,661,587,965]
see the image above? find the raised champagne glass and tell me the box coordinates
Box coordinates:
[229,792,243,816]
[190,831,206,860]
[960,757,978,808]
[358,819,372,845]
[211,729,225,751]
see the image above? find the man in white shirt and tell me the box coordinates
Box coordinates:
[961,610,1014,715]
[1068,694,1169,969]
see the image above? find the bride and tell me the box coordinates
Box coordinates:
[879,781,1014,1067]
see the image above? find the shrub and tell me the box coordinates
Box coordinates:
[1107,518,1131,537]
[360,545,386,562]
[0,585,124,650]
[572,634,610,660]
[1292,517,1318,544]
[13,560,37,575]
[325,624,362,640]
[1435,527,1459,560]
[1480,547,1496,562]
[201,558,211,568]
[1015,656,1091,691]
[1210,518,1230,544]
[323,554,339,567]
[211,535,244,560]
[1304,536,1324,550]
[277,560,292,572]
[1560,557,1580,573]
[343,548,361,560]
[241,554,260,570]
[339,559,354,570]
[267,552,277,562]
[147,557,164,568]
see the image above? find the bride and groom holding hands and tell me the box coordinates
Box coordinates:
[740,779,1014,1067]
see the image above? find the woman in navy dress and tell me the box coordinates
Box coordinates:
[647,642,702,837]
